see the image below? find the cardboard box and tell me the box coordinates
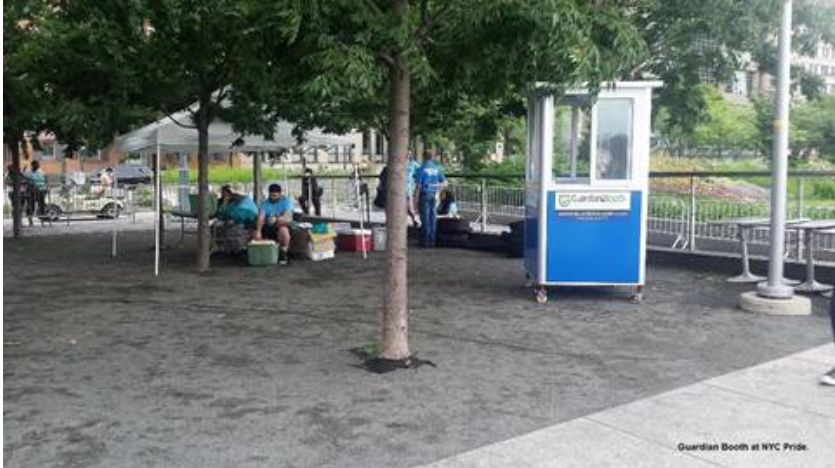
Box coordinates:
[291,226,337,255]
[308,249,335,262]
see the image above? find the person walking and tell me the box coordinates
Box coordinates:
[822,294,835,386]
[298,168,323,216]
[415,150,447,248]
[373,165,388,210]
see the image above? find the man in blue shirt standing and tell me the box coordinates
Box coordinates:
[415,150,447,248]
[254,183,295,265]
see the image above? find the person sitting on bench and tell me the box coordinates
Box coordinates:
[437,189,459,219]
[216,185,258,227]
[254,183,295,265]
[213,185,258,253]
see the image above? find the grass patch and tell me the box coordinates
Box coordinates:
[160,166,356,184]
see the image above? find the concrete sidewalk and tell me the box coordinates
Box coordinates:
[422,345,835,468]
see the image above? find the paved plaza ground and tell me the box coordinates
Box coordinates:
[3,228,834,467]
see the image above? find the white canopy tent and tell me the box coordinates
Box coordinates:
[114,109,355,153]
[112,110,357,276]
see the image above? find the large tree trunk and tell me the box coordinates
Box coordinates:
[196,100,212,273]
[380,41,411,360]
[9,137,23,238]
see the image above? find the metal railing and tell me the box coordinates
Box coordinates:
[6,183,146,223]
[10,170,832,257]
[645,171,835,256]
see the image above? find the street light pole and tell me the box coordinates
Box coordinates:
[757,0,794,299]
[739,0,809,315]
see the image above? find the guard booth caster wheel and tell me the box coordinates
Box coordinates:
[534,287,548,304]
[630,286,644,304]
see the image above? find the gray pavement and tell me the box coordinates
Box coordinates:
[3,231,834,468]
[423,345,835,468]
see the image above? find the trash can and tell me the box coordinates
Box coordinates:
[372,227,387,251]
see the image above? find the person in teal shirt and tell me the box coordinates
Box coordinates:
[254,183,295,264]
[212,185,259,253]
[216,185,258,228]
[406,154,420,227]
[25,161,47,223]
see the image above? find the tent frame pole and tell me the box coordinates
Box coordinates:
[352,146,367,260]
[154,129,161,277]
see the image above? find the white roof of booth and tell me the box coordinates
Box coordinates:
[114,109,356,154]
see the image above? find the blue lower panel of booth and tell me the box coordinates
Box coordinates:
[545,191,642,284]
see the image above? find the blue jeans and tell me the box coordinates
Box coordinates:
[419,192,437,246]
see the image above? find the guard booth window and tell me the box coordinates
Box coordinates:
[553,100,591,183]
[595,99,633,181]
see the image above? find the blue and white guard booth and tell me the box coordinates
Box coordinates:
[524,81,661,303]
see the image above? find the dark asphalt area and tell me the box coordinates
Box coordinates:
[3,231,833,468]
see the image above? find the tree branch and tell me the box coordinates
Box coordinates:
[362,0,384,18]
[162,109,198,129]
[213,85,229,109]
[413,1,450,45]
[378,52,395,67]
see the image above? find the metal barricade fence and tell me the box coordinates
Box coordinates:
[144,170,833,256]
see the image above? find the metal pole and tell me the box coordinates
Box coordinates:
[253,152,263,208]
[480,178,488,233]
[178,153,189,210]
[112,171,119,256]
[688,176,697,251]
[130,187,136,224]
[758,0,793,299]
[352,148,367,260]
[795,177,805,259]
[569,107,580,178]
[330,176,336,218]
[154,133,161,277]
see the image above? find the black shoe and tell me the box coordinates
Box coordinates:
[821,367,835,386]
[279,249,289,266]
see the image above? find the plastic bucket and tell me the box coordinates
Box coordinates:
[372,227,387,251]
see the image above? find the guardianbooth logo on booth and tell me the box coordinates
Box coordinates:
[556,192,631,211]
